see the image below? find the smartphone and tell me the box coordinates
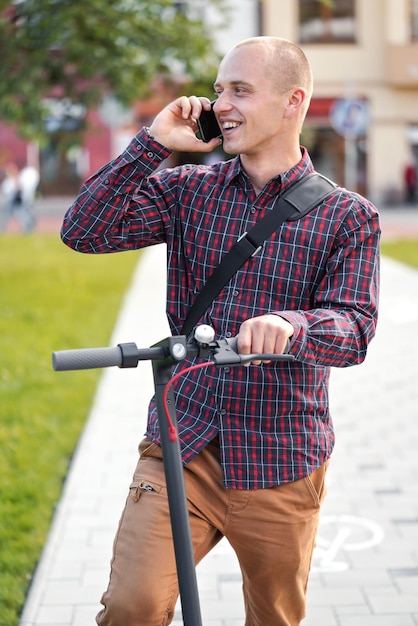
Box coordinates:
[197,101,222,142]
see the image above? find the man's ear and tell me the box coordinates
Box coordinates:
[284,87,307,119]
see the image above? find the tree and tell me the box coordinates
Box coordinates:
[0,0,227,143]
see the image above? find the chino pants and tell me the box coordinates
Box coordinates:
[96,437,328,626]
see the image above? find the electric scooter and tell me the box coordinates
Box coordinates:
[52,326,294,626]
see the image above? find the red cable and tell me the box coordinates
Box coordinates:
[163,362,212,442]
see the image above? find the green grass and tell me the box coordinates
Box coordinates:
[0,234,140,626]
[380,238,418,269]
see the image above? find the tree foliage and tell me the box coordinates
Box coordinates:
[0,0,227,142]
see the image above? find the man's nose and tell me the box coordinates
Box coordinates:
[213,93,232,113]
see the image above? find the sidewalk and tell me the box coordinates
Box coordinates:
[19,242,418,625]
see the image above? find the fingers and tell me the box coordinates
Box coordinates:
[197,136,223,152]
[176,95,211,123]
[237,315,294,367]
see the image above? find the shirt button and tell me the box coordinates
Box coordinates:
[104,178,110,184]
[251,208,256,214]
[225,332,232,338]
[147,151,154,158]
[233,290,239,297]
[224,367,230,373]
[220,409,226,415]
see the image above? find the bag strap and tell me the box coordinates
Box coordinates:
[180,172,338,337]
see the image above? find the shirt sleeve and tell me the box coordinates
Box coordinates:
[61,128,173,253]
[278,196,380,368]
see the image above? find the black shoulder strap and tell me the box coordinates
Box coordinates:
[180,172,338,337]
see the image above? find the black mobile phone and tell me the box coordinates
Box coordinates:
[197,101,222,142]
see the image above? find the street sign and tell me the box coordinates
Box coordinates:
[330,98,369,137]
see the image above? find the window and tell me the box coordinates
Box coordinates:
[412,0,418,41]
[299,0,357,44]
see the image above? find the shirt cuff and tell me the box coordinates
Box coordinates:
[272,311,306,354]
[121,127,173,171]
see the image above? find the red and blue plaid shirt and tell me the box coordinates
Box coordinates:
[62,128,380,489]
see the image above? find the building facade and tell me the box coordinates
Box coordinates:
[261,0,418,204]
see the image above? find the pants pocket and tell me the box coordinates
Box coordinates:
[129,478,165,502]
[130,438,166,502]
[304,460,329,507]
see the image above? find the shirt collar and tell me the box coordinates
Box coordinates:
[222,147,315,192]
[223,155,242,187]
[279,147,315,190]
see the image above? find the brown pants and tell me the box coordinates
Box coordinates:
[96,438,328,626]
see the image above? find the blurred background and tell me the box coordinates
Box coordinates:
[0,0,417,208]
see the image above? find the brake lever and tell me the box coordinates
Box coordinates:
[210,337,294,367]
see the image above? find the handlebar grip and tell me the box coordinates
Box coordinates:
[52,346,123,371]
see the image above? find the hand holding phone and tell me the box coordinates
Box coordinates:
[197,101,222,143]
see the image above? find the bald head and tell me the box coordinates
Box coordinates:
[230,36,313,120]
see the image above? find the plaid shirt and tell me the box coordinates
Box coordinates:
[62,128,380,489]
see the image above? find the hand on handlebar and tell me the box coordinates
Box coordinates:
[237,315,294,366]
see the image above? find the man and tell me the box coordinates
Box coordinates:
[61,37,380,626]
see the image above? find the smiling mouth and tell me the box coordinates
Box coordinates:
[222,121,241,131]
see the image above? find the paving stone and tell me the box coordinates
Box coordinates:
[368,592,418,614]
[301,606,338,625]
[338,615,417,626]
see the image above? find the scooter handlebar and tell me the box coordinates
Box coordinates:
[52,341,167,371]
[52,346,123,371]
[52,330,294,372]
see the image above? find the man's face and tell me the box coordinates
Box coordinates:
[213,44,292,157]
